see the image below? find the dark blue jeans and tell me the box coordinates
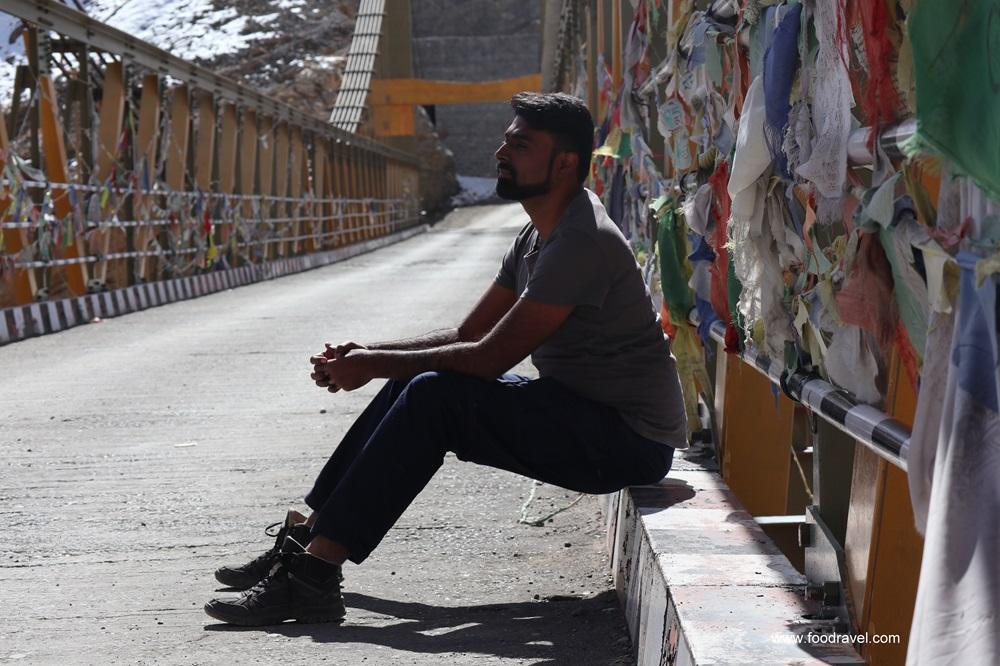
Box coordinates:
[304,371,674,564]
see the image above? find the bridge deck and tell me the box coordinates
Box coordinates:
[0,204,636,665]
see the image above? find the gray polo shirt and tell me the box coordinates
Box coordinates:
[495,188,688,448]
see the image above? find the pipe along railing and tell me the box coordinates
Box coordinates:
[698,316,911,472]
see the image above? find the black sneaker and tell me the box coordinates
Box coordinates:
[214,515,312,590]
[204,537,346,626]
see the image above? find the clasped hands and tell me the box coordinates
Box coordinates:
[310,341,373,392]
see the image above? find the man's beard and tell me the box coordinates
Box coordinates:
[496,173,551,200]
[495,153,556,201]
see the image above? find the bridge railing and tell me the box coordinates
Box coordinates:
[550,2,1000,663]
[0,0,421,308]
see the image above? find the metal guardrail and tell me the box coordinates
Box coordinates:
[697,316,910,471]
[846,117,917,165]
[0,0,423,310]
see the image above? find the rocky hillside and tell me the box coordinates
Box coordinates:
[195,0,359,120]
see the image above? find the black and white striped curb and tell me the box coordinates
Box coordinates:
[0,224,428,348]
[702,318,910,471]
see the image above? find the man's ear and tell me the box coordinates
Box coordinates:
[558,152,579,181]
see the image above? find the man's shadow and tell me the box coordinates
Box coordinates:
[205,590,629,664]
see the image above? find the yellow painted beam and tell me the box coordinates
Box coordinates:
[288,126,303,254]
[372,104,415,138]
[94,60,126,287]
[216,103,238,253]
[134,73,160,282]
[597,0,606,122]
[332,145,346,248]
[193,93,217,268]
[194,94,217,191]
[273,122,289,256]
[238,108,258,223]
[719,355,797,516]
[369,74,542,106]
[612,0,622,91]
[0,111,38,305]
[95,62,125,183]
[165,85,190,192]
[39,74,88,296]
[311,138,326,251]
[586,9,595,114]
[257,115,275,260]
[345,146,358,245]
[217,104,238,196]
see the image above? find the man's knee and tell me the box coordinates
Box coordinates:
[400,371,474,411]
[403,371,449,401]
[407,370,443,385]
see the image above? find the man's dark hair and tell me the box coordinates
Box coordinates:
[510,92,595,184]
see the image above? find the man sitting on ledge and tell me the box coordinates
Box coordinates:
[204,92,688,626]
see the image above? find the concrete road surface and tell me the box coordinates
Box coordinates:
[0,204,634,665]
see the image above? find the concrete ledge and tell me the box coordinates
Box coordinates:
[0,224,428,347]
[602,454,864,665]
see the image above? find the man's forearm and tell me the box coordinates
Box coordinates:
[363,343,504,382]
[366,328,461,352]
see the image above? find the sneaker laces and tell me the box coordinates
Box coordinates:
[248,522,286,564]
[229,522,286,581]
[241,550,295,598]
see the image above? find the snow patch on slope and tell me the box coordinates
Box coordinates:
[0,0,290,105]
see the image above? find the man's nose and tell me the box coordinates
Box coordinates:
[495,143,508,161]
